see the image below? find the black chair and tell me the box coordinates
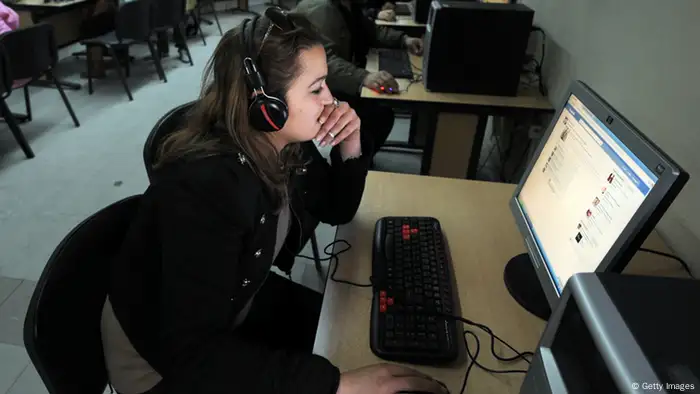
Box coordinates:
[143,102,324,277]
[0,43,33,158]
[23,195,142,394]
[153,0,194,66]
[196,0,223,38]
[81,0,166,101]
[0,23,80,129]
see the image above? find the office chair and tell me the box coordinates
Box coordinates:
[152,0,194,66]
[0,43,33,158]
[0,23,80,128]
[196,0,224,37]
[80,0,165,101]
[23,195,142,394]
[144,102,325,278]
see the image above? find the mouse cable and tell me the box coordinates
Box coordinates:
[434,313,532,394]
[529,26,547,97]
[441,313,533,364]
[296,239,374,288]
[459,330,530,394]
[638,247,693,277]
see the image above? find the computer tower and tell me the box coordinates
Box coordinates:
[422,1,534,96]
[413,0,475,24]
[521,273,700,394]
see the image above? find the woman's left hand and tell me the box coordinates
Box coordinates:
[315,98,361,149]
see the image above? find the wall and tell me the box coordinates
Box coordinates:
[520,0,700,272]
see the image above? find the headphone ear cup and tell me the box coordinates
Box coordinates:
[248,95,289,132]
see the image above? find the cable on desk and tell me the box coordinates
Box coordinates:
[530,26,547,97]
[296,240,374,287]
[435,313,533,394]
[638,247,693,277]
[410,59,422,72]
[401,73,422,93]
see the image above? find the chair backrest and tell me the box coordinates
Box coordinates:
[0,44,12,95]
[116,0,156,41]
[143,101,196,181]
[0,23,57,81]
[23,195,142,394]
[153,0,187,28]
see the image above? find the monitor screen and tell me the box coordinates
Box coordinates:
[515,94,659,295]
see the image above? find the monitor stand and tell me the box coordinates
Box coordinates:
[503,253,552,321]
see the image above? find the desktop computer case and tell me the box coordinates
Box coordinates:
[521,273,700,394]
[422,1,534,96]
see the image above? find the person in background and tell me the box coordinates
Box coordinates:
[0,1,32,88]
[0,1,19,35]
[293,0,424,157]
[100,7,446,394]
[367,0,398,21]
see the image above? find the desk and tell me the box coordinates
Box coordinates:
[12,0,94,47]
[314,172,688,393]
[363,50,552,179]
[11,0,95,90]
[375,15,425,36]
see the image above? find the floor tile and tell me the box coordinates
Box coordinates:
[0,280,37,347]
[0,214,84,281]
[7,363,48,394]
[0,277,22,307]
[0,343,30,394]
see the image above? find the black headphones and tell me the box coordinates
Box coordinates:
[241,15,289,132]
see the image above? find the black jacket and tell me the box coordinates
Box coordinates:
[107,137,372,394]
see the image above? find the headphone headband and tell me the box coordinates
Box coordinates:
[240,11,289,133]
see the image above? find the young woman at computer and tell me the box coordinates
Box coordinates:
[101,7,446,394]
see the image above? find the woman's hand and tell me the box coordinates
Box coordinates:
[337,363,448,394]
[403,36,424,56]
[315,98,362,156]
[377,9,397,21]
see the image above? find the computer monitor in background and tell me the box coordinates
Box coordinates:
[506,80,689,321]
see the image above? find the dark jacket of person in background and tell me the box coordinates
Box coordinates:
[293,0,406,95]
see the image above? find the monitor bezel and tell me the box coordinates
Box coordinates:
[508,80,689,309]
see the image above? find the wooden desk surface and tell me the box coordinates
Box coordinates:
[375,15,426,28]
[362,50,553,111]
[12,0,90,8]
[314,172,687,393]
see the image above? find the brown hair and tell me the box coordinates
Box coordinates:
[154,13,323,210]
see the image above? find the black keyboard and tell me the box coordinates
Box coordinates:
[394,3,411,15]
[370,217,459,365]
[377,49,414,79]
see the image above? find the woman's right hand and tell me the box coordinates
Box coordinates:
[337,363,448,394]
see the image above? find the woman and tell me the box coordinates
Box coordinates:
[102,7,446,394]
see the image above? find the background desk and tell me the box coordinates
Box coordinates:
[313,172,688,393]
[363,50,552,179]
[11,0,95,48]
[375,15,425,36]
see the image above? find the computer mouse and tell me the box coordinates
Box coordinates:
[377,85,398,94]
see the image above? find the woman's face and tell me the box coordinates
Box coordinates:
[276,45,334,145]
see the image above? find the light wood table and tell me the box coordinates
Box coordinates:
[363,50,552,180]
[313,172,688,393]
[376,14,425,28]
[12,0,93,48]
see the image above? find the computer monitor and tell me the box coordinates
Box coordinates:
[507,80,689,321]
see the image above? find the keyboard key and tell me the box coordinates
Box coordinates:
[386,315,394,329]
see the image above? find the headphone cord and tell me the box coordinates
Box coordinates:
[296,239,374,287]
